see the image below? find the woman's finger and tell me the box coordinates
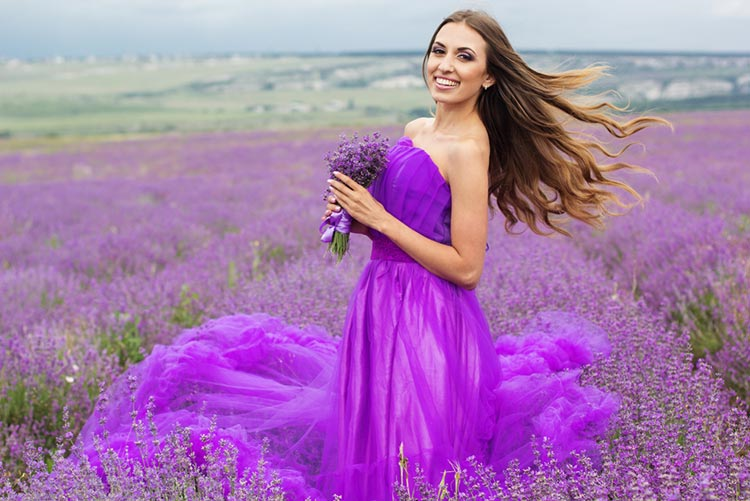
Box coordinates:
[327,178,345,191]
[328,180,351,197]
[332,171,359,190]
[329,188,355,214]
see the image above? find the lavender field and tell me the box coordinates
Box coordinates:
[1,110,749,499]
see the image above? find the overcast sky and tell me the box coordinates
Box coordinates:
[1,0,749,59]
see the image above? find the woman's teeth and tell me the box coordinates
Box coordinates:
[436,77,458,87]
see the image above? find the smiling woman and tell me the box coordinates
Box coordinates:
[76,8,668,501]
[318,9,667,498]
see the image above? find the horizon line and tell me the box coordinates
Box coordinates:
[3,47,750,62]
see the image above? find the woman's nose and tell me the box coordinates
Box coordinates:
[437,56,454,73]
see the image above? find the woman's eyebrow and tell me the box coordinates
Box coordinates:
[433,40,477,54]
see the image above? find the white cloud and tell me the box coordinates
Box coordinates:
[711,0,750,17]
[1,0,748,57]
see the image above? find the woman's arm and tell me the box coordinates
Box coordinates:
[349,219,371,236]
[327,141,489,290]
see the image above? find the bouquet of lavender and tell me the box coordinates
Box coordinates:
[319,132,390,261]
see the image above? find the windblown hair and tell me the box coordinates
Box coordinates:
[423,10,672,236]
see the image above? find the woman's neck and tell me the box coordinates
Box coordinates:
[431,99,481,137]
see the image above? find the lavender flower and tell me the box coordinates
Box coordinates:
[319,132,389,261]
[2,112,750,498]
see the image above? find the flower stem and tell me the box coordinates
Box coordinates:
[328,231,350,262]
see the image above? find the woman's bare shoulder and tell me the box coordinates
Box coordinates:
[447,129,490,167]
[404,117,432,138]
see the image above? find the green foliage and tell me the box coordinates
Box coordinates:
[227,260,238,290]
[40,289,64,311]
[46,234,61,249]
[251,241,289,280]
[735,214,750,235]
[213,221,241,235]
[100,312,145,368]
[1,380,30,426]
[670,290,725,360]
[171,284,204,328]
[0,375,83,461]
[175,240,187,259]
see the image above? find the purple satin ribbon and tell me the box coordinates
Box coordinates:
[319,209,352,243]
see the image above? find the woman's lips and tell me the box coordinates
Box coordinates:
[435,76,459,89]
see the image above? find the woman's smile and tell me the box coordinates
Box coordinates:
[434,76,460,89]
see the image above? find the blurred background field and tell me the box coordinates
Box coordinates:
[2,2,750,497]
[2,50,750,148]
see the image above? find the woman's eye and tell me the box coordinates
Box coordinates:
[431,47,444,54]
[458,53,474,61]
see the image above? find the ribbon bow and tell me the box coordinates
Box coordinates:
[319,209,352,243]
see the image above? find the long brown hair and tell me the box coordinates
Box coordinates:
[422,10,671,236]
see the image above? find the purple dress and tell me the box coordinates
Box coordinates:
[78,136,619,500]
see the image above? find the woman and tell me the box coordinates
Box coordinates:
[317,9,666,499]
[79,9,666,501]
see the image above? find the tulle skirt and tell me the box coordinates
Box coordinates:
[78,260,619,499]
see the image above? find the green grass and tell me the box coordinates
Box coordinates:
[2,53,749,148]
[0,56,433,140]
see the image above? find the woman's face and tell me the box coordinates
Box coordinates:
[426,22,495,106]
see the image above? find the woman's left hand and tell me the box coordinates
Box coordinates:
[327,172,390,231]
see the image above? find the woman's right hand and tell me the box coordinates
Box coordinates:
[321,195,342,220]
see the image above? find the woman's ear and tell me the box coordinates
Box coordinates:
[483,75,495,90]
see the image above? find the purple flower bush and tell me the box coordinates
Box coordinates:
[572,110,750,405]
[1,111,749,499]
